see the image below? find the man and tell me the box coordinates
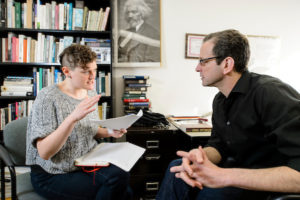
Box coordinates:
[118,0,160,62]
[156,29,300,200]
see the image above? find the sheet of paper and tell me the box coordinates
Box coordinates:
[91,110,143,130]
[75,142,145,172]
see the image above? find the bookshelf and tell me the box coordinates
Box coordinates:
[0,0,113,130]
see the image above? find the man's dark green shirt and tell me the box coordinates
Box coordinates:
[208,71,300,171]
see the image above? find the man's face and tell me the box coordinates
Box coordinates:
[125,5,143,28]
[195,40,224,87]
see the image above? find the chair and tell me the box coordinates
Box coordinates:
[0,117,46,200]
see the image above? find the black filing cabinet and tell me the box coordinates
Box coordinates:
[126,124,180,200]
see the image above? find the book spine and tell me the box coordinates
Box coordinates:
[1,85,33,92]
[123,99,149,103]
[1,91,33,96]
[123,75,149,80]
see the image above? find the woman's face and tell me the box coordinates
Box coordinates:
[69,61,98,90]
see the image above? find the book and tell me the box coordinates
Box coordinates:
[100,7,110,31]
[123,75,149,80]
[125,79,147,84]
[127,83,151,87]
[125,102,150,107]
[1,91,33,96]
[74,142,145,172]
[1,85,33,92]
[123,99,149,103]
[171,119,212,134]
[125,86,147,92]
[73,7,83,30]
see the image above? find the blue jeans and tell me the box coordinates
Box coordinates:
[156,159,271,200]
[31,164,132,200]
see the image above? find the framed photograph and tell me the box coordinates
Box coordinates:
[112,0,161,67]
[185,33,206,59]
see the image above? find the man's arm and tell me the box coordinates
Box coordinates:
[223,166,300,193]
[175,146,300,193]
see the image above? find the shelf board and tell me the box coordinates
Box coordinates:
[0,62,60,67]
[0,62,111,67]
[0,27,111,35]
[0,96,35,100]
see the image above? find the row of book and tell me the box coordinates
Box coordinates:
[0,100,109,130]
[0,0,110,31]
[1,69,111,97]
[122,75,151,114]
[0,100,34,130]
[1,33,111,64]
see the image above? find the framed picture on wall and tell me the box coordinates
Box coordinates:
[112,0,161,67]
[185,33,206,59]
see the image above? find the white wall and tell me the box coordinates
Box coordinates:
[113,0,300,117]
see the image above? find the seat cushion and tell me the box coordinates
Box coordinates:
[16,172,46,200]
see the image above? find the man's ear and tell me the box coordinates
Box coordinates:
[223,57,235,75]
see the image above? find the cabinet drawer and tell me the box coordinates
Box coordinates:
[131,152,177,174]
[126,131,179,153]
[130,174,163,200]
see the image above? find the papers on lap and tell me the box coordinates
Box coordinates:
[74,142,145,172]
[91,110,143,130]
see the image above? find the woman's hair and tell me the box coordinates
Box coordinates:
[204,29,250,73]
[59,44,97,70]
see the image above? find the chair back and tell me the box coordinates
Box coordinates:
[3,117,28,165]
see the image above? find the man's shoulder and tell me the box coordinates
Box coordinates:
[250,72,284,89]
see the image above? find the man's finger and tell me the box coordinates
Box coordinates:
[170,165,184,173]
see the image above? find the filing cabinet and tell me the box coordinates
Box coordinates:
[126,124,180,200]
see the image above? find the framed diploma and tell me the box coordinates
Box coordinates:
[185,33,206,59]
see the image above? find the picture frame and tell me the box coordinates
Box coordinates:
[185,33,206,59]
[112,0,161,67]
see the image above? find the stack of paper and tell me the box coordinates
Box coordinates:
[75,142,145,172]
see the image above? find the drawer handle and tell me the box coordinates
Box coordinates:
[145,154,161,160]
[146,182,159,191]
[146,140,159,148]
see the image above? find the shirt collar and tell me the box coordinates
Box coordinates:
[230,70,251,95]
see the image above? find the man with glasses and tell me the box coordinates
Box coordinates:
[156,29,300,200]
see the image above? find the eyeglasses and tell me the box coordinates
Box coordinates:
[199,56,221,66]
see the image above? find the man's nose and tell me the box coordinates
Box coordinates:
[195,63,202,72]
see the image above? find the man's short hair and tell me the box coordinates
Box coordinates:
[59,44,97,70]
[124,0,152,19]
[204,29,250,73]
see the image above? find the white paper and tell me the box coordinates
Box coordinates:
[75,142,145,172]
[91,110,143,130]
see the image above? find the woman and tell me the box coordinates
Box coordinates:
[26,44,131,200]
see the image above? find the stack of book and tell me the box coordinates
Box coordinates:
[122,75,151,114]
[0,76,33,96]
[168,116,212,137]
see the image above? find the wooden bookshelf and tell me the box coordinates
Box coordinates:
[0,0,113,130]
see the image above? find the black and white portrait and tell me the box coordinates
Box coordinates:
[114,0,161,67]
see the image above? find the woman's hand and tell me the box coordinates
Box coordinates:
[70,95,101,122]
[109,128,127,138]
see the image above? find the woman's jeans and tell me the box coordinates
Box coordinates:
[31,164,132,200]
